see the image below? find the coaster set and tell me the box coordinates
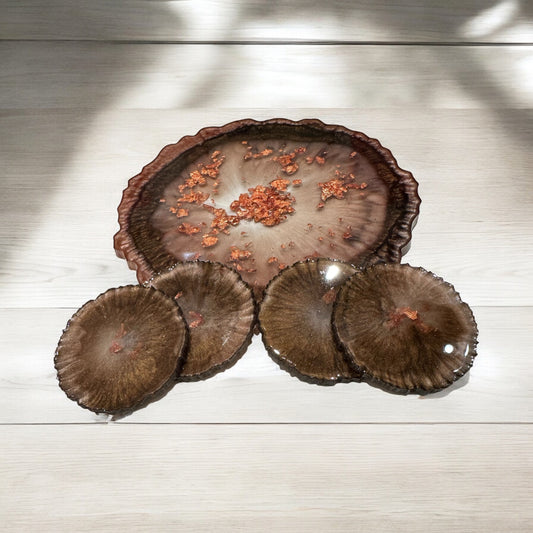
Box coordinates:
[55,119,478,415]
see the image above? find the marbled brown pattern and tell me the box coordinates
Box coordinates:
[149,261,256,381]
[54,285,188,414]
[259,259,362,385]
[114,118,420,297]
[333,264,478,394]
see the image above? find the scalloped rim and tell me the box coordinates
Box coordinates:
[147,259,258,382]
[54,284,189,415]
[331,263,479,395]
[258,257,364,386]
[114,117,421,284]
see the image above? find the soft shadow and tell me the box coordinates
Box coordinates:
[1,5,184,273]
[424,372,471,398]
[362,371,471,397]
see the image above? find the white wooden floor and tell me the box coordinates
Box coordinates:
[1,2,532,531]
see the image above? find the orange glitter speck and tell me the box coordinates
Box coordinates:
[267,256,278,264]
[243,147,273,161]
[204,205,240,231]
[255,148,273,158]
[403,308,419,320]
[197,152,225,179]
[387,307,432,331]
[273,149,304,175]
[230,246,252,261]
[177,191,210,205]
[109,341,123,354]
[270,178,290,191]
[230,185,295,227]
[283,163,298,175]
[201,234,218,247]
[322,288,337,305]
[178,223,201,235]
[292,179,302,186]
[188,311,204,329]
[183,170,206,189]
[318,178,348,201]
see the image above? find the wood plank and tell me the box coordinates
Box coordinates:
[1,42,532,110]
[1,0,532,43]
[1,108,532,307]
[0,306,529,424]
[1,424,532,532]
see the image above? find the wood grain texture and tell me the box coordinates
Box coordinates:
[1,424,532,532]
[1,108,531,307]
[0,306,529,424]
[1,42,532,110]
[1,0,532,43]
[1,3,532,528]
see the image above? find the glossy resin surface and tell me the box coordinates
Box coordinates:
[333,264,478,394]
[115,118,420,297]
[149,261,256,381]
[55,285,188,414]
[259,259,362,385]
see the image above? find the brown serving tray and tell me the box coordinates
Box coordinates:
[114,118,420,297]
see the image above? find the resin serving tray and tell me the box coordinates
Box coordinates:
[114,118,420,296]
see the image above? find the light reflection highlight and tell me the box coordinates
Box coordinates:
[325,264,342,282]
[444,343,454,354]
[459,0,519,38]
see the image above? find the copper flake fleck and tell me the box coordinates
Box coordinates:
[201,234,218,247]
[230,246,252,261]
[188,311,204,329]
[270,178,290,191]
[178,223,200,235]
[230,185,295,227]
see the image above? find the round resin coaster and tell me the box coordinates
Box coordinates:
[258,259,362,385]
[333,264,478,394]
[55,285,188,414]
[149,261,256,381]
[115,118,420,297]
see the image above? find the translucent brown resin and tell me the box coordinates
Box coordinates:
[259,259,362,385]
[55,285,188,414]
[114,118,420,297]
[333,264,478,394]
[149,261,256,381]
